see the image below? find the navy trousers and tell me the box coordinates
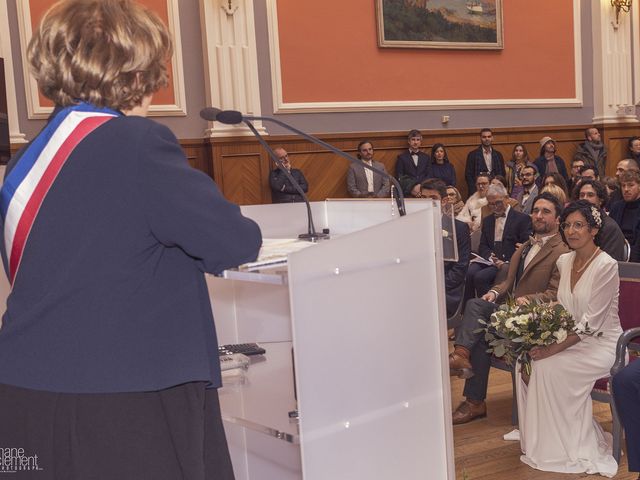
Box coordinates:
[613,359,640,473]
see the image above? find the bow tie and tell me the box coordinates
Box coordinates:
[410,151,419,156]
[529,236,544,247]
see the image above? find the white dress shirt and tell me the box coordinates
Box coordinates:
[363,160,374,193]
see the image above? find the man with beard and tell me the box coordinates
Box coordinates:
[464,128,505,196]
[573,127,607,177]
[448,193,570,424]
[514,165,539,214]
[609,170,640,262]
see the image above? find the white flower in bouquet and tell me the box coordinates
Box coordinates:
[553,328,567,343]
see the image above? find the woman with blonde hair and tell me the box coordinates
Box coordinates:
[0,1,261,478]
[541,183,568,206]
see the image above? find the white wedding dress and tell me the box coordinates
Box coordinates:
[515,251,622,477]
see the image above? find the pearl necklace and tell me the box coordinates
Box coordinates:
[574,247,600,274]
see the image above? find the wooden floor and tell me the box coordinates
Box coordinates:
[451,367,638,480]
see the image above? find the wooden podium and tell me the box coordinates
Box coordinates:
[208,199,456,480]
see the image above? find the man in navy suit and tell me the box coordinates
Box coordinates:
[465,183,532,301]
[420,178,471,318]
[613,359,640,479]
[465,128,505,196]
[396,129,431,196]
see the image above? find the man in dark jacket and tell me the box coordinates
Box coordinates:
[396,129,431,196]
[573,127,607,176]
[465,128,505,196]
[609,170,640,262]
[269,147,309,203]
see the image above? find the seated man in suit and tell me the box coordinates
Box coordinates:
[347,140,391,198]
[609,170,640,262]
[269,147,309,203]
[396,129,431,197]
[449,192,569,424]
[420,178,471,317]
[464,183,532,302]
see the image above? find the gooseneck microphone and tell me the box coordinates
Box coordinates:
[200,108,406,217]
[200,108,328,241]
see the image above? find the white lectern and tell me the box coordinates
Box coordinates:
[208,199,455,480]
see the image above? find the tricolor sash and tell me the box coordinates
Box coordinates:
[0,103,120,285]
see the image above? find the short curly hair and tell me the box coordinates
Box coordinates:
[27,0,172,112]
[560,200,603,246]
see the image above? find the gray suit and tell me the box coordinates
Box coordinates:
[516,184,539,214]
[347,160,391,198]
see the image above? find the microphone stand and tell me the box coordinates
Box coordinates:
[243,120,328,241]
[244,115,406,217]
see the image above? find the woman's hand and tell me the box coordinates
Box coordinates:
[529,345,554,361]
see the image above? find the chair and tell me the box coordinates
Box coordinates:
[446,284,465,331]
[490,355,518,425]
[623,239,631,262]
[590,261,640,462]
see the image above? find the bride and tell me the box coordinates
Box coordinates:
[516,200,622,477]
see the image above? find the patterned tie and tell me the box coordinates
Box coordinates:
[529,236,544,247]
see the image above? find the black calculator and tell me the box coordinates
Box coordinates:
[218,343,266,356]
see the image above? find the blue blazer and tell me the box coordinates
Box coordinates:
[0,113,262,393]
[395,150,431,183]
[479,208,532,262]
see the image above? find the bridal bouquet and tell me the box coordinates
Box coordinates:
[478,298,593,375]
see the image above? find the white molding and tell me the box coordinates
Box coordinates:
[0,1,27,143]
[199,0,265,137]
[266,0,583,113]
[633,2,640,105]
[16,0,187,119]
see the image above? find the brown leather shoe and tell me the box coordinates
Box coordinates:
[449,345,474,379]
[452,400,487,425]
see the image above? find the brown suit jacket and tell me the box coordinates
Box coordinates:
[492,232,570,303]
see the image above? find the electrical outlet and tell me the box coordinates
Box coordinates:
[441,115,450,124]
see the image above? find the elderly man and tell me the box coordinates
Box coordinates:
[449,193,569,424]
[347,140,391,198]
[269,147,309,203]
[464,183,531,302]
[573,127,607,176]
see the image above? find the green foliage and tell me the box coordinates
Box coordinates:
[382,0,497,43]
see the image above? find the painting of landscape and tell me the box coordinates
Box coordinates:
[376,0,503,49]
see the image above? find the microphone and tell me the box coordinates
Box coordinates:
[200,108,406,216]
[200,107,328,241]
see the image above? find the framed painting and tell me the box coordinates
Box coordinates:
[376,0,504,50]
[17,0,187,119]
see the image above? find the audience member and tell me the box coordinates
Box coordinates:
[542,172,570,200]
[567,158,585,193]
[514,165,539,214]
[269,147,309,203]
[613,360,640,480]
[465,183,532,302]
[480,177,521,218]
[347,140,390,198]
[628,136,640,169]
[449,193,569,424]
[420,179,471,317]
[609,170,640,262]
[579,165,597,181]
[534,136,569,184]
[396,129,431,188]
[573,127,607,176]
[430,143,457,187]
[446,186,465,216]
[541,184,567,206]
[612,159,640,204]
[505,144,535,198]
[457,173,490,233]
[602,175,621,209]
[576,180,625,261]
[464,128,505,195]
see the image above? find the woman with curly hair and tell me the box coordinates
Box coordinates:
[505,144,535,198]
[516,200,622,477]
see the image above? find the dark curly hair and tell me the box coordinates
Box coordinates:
[559,200,603,247]
[574,179,608,207]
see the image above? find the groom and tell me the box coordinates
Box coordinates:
[449,192,570,424]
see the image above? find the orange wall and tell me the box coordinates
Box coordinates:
[28,0,176,107]
[276,0,576,102]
